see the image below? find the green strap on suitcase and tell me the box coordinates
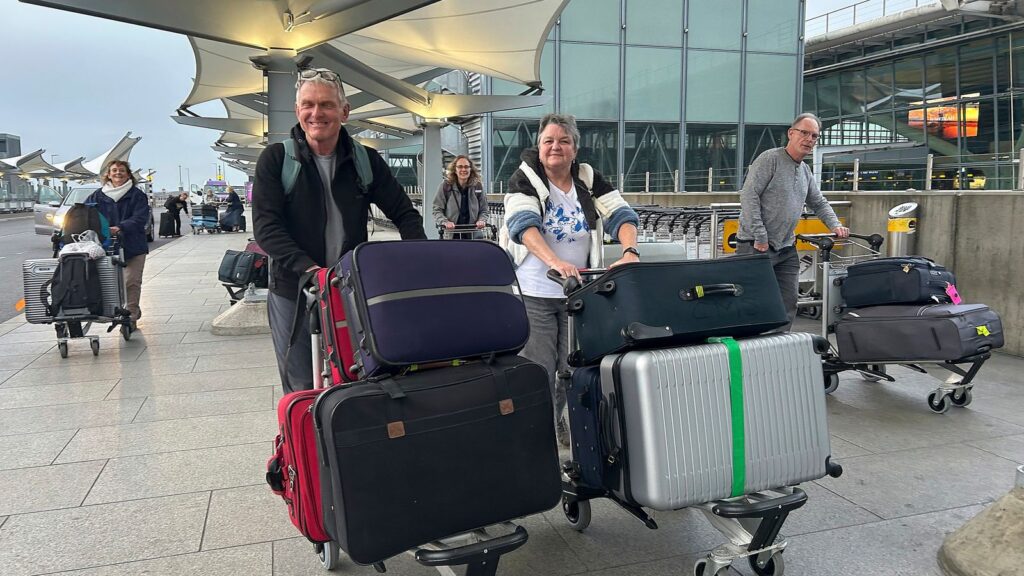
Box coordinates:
[708,336,746,497]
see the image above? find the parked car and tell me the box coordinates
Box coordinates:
[32,185,64,235]
[38,186,154,242]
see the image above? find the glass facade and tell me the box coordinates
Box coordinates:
[805,20,1022,190]
[483,0,803,192]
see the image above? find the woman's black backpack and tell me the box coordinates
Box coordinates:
[60,203,105,246]
[43,253,104,317]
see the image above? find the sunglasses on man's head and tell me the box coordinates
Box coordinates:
[297,68,342,86]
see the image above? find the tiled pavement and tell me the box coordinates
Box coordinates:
[0,221,1021,576]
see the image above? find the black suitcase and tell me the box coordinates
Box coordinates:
[159,212,175,237]
[835,303,1003,362]
[567,256,788,365]
[841,256,956,308]
[312,356,561,565]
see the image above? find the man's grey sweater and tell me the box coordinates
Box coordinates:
[738,147,841,250]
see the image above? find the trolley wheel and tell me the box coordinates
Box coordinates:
[121,323,132,341]
[90,339,100,356]
[316,540,341,571]
[950,388,973,407]
[824,372,840,395]
[562,496,592,532]
[58,341,68,358]
[749,552,785,576]
[927,391,951,414]
[861,364,887,383]
[693,558,729,576]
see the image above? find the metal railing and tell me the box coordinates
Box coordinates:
[805,0,939,38]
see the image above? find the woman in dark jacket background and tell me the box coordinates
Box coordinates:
[85,160,151,328]
[222,186,244,231]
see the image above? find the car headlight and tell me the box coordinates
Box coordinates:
[53,214,64,228]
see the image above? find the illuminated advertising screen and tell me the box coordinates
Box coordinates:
[907,95,979,138]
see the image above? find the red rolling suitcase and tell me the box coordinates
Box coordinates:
[266,385,331,544]
[314,266,358,384]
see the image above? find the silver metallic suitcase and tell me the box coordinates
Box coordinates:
[22,258,58,324]
[95,255,125,318]
[22,256,124,323]
[600,332,832,510]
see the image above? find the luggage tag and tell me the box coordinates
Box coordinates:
[945,283,962,305]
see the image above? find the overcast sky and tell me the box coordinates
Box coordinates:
[0,0,857,192]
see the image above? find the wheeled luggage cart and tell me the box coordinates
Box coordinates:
[795,232,994,413]
[547,269,839,576]
[436,223,497,240]
[191,204,220,233]
[30,237,133,358]
[298,284,534,575]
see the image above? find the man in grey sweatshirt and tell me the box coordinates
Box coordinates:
[737,113,849,329]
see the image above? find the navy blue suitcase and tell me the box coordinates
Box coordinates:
[567,366,613,490]
[338,240,530,377]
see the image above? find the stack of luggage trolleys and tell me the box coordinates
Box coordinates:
[22,229,132,358]
[551,255,844,576]
[266,240,563,574]
[795,232,1004,414]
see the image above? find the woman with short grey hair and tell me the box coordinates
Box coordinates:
[503,113,640,446]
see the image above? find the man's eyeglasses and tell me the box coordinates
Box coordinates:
[297,68,342,87]
[790,127,820,141]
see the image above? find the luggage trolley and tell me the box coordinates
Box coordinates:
[547,269,839,576]
[795,232,993,413]
[30,234,134,358]
[435,223,497,241]
[299,285,533,576]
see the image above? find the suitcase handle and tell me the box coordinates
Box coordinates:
[600,393,621,466]
[680,283,743,301]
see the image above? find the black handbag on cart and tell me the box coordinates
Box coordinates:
[565,255,788,365]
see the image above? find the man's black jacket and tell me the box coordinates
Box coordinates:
[253,124,425,300]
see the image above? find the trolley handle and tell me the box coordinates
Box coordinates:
[546,268,607,296]
[796,232,884,253]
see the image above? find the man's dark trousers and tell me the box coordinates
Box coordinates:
[737,243,800,331]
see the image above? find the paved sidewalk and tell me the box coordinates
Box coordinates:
[0,224,1021,576]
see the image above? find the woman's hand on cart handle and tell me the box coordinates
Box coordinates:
[546,268,580,296]
[832,225,850,239]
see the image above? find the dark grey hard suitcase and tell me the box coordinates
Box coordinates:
[835,303,1003,362]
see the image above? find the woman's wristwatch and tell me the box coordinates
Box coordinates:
[622,246,640,258]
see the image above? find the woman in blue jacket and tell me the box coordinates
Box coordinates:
[86,160,151,329]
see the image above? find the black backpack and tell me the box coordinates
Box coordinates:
[43,253,104,317]
[60,203,105,246]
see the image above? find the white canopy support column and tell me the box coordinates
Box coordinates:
[421,121,443,239]
[250,49,304,145]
